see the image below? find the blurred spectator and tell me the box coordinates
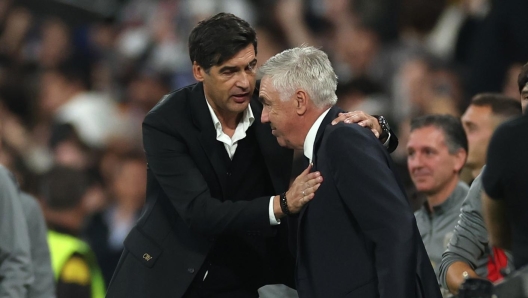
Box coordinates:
[40,166,105,298]
[336,76,389,117]
[38,61,120,149]
[84,153,146,286]
[464,0,528,104]
[406,114,468,281]
[460,93,522,179]
[0,165,33,297]
[482,63,528,270]
[19,191,56,298]
[439,93,521,295]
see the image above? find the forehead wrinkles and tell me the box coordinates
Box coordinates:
[226,47,255,66]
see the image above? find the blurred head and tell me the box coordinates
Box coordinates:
[39,61,90,116]
[462,93,521,173]
[49,123,90,170]
[189,13,257,119]
[407,115,467,196]
[259,46,337,149]
[39,166,93,232]
[40,166,89,212]
[518,62,528,113]
[39,18,71,68]
[111,154,146,211]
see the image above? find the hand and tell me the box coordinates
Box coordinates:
[331,111,382,138]
[276,164,322,217]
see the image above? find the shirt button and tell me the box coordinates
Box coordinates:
[188,268,195,274]
[226,172,231,176]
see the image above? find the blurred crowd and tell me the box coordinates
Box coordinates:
[1,0,528,297]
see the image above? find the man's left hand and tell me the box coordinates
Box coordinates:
[331,111,381,138]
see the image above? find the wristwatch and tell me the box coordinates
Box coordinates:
[375,115,390,141]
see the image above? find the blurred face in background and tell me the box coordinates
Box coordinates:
[522,84,528,114]
[39,18,71,67]
[407,126,465,196]
[113,158,146,211]
[461,105,496,172]
[39,71,72,117]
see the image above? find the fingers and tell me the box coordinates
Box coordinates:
[286,170,323,213]
[332,111,369,125]
[371,128,380,138]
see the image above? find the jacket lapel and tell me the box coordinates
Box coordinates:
[297,106,343,237]
[189,83,228,195]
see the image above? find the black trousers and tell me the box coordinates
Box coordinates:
[183,286,259,298]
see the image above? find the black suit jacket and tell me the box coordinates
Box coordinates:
[293,107,441,298]
[106,83,294,298]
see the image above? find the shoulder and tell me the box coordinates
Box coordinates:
[0,165,15,183]
[324,122,383,150]
[489,115,525,148]
[60,254,91,285]
[0,165,18,194]
[146,84,199,119]
[144,84,200,131]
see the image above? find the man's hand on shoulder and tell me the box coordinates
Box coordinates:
[331,111,382,138]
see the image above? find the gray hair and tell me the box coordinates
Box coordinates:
[258,46,338,108]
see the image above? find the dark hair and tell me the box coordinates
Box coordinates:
[40,166,89,210]
[518,62,528,93]
[188,13,257,72]
[410,114,468,154]
[470,93,522,119]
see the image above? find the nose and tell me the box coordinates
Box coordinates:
[236,71,250,90]
[407,153,422,171]
[261,107,269,124]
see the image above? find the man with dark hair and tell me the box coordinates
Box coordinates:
[482,64,528,271]
[439,94,521,295]
[107,12,397,298]
[407,114,469,283]
[460,94,522,179]
[42,166,105,298]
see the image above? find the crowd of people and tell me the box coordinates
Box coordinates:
[1,0,528,297]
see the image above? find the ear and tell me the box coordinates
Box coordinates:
[453,148,468,172]
[192,62,206,82]
[294,89,308,116]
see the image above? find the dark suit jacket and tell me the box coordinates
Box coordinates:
[106,83,294,298]
[293,107,441,298]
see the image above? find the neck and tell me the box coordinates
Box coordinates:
[45,209,84,235]
[425,176,460,213]
[114,199,140,219]
[299,106,330,150]
[471,166,484,179]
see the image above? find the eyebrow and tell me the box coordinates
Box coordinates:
[258,96,267,104]
[218,66,238,73]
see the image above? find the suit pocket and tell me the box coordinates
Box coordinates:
[344,279,377,297]
[124,227,163,268]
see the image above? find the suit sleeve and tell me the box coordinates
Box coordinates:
[0,168,32,298]
[387,129,399,154]
[19,193,55,298]
[326,125,417,298]
[142,112,272,238]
